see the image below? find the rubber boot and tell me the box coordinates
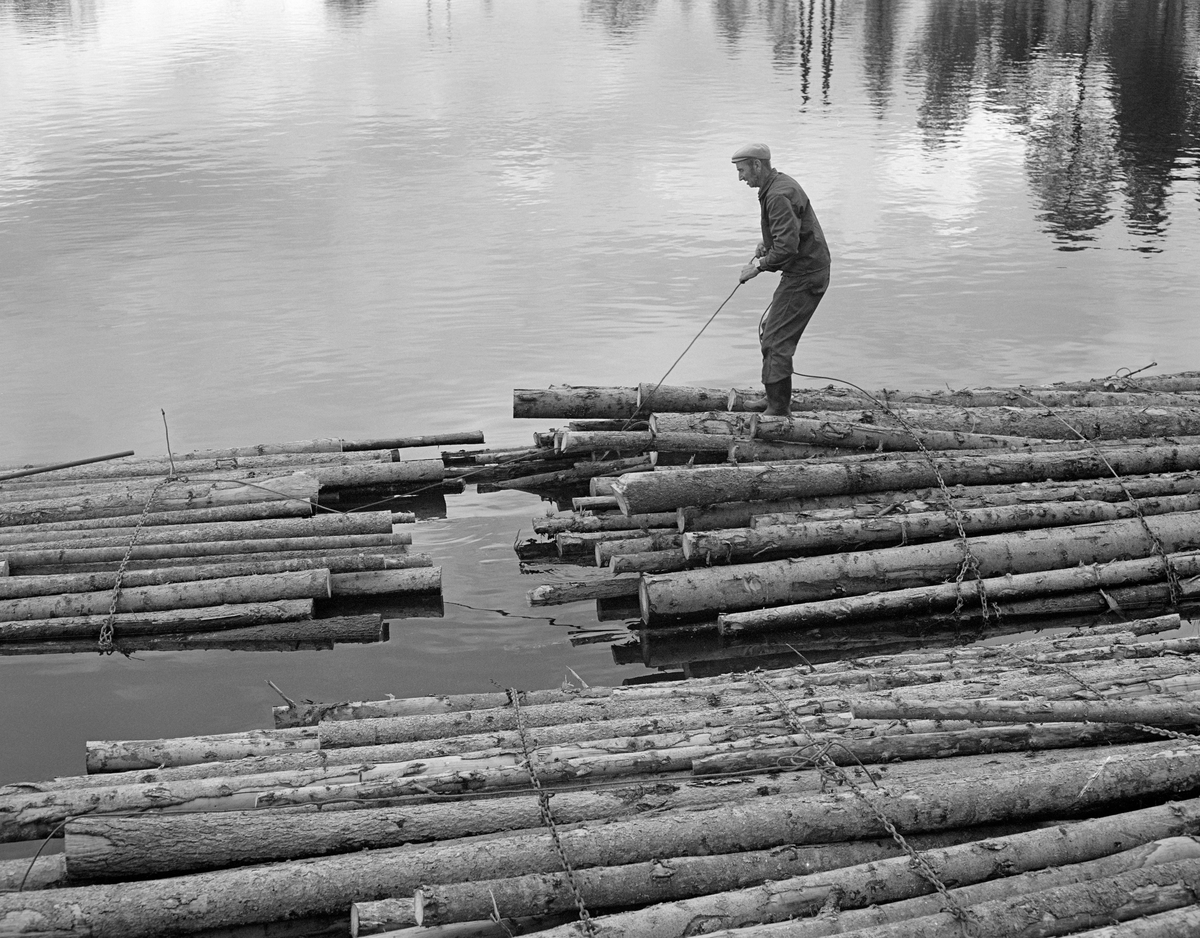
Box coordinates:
[762,376,792,417]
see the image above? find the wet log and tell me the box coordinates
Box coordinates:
[513,387,640,420]
[5,748,1196,935]
[571,496,618,511]
[852,697,1200,727]
[0,570,331,621]
[555,527,675,557]
[0,615,385,655]
[594,533,683,565]
[1054,907,1200,938]
[609,549,688,575]
[684,495,1200,564]
[640,512,1200,622]
[527,576,640,606]
[343,433,484,451]
[2,532,411,573]
[613,444,1200,515]
[717,552,1200,633]
[353,898,416,934]
[328,568,441,595]
[1055,371,1200,393]
[534,511,678,535]
[19,548,430,578]
[488,456,653,491]
[87,727,318,774]
[728,440,842,461]
[557,430,652,454]
[0,599,315,643]
[637,383,734,413]
[304,460,443,489]
[0,510,396,548]
[761,414,1056,452]
[0,473,319,526]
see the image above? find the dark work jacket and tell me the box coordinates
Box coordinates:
[758,170,831,275]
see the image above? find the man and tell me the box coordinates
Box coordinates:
[732,143,831,417]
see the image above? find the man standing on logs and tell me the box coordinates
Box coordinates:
[733,143,831,417]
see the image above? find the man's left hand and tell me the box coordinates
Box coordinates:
[739,261,760,283]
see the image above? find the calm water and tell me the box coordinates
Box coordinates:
[2,0,1199,798]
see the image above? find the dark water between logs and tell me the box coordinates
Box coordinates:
[2,0,1200,817]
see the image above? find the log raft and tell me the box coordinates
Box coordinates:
[3,624,1200,938]
[0,433,459,653]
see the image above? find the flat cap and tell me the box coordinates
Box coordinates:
[731,143,771,162]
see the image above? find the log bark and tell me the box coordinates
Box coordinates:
[0,852,67,891]
[759,414,1057,452]
[728,440,844,462]
[328,569,441,596]
[0,570,330,621]
[717,552,1200,633]
[640,511,1200,622]
[353,898,416,934]
[6,752,1199,937]
[0,510,396,548]
[557,431,652,454]
[637,384,734,413]
[343,433,485,451]
[0,499,314,534]
[612,444,1200,515]
[534,512,678,535]
[490,457,653,491]
[1056,371,1200,392]
[0,473,319,526]
[595,533,683,565]
[677,470,1200,531]
[2,532,410,572]
[0,599,315,642]
[512,387,640,420]
[685,495,1200,564]
[19,547,429,578]
[555,527,676,557]
[527,576,640,606]
[1053,906,1200,938]
[86,727,319,774]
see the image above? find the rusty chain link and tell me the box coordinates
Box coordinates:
[98,478,171,655]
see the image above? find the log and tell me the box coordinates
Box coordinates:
[534,512,679,535]
[757,414,1058,452]
[0,499,314,534]
[717,552,1200,633]
[852,697,1200,727]
[19,547,430,578]
[512,387,640,420]
[6,750,1199,936]
[306,460,444,489]
[354,899,416,934]
[0,599,316,643]
[343,433,484,451]
[1052,371,1200,392]
[1054,907,1200,938]
[728,440,844,461]
[0,853,67,891]
[415,831,1200,933]
[609,549,688,575]
[87,727,318,774]
[637,383,734,413]
[2,533,411,572]
[556,527,675,557]
[612,444,1200,515]
[0,473,319,526]
[327,568,440,595]
[594,533,683,565]
[0,510,396,548]
[676,470,1200,531]
[0,570,331,621]
[0,451,136,482]
[683,495,1200,564]
[489,456,653,491]
[0,615,386,655]
[558,431,652,454]
[527,576,640,606]
[60,747,1138,879]
[640,511,1200,622]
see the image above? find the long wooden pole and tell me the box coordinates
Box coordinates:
[0,451,135,482]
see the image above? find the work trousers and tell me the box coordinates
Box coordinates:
[760,266,830,384]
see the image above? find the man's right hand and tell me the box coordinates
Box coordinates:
[755,243,766,258]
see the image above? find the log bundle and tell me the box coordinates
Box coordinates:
[4,620,1200,938]
[0,435,465,654]
[510,375,1200,677]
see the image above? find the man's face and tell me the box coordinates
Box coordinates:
[735,159,762,188]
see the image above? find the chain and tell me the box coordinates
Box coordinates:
[98,479,171,655]
[509,688,597,936]
[750,673,978,934]
[1132,724,1200,742]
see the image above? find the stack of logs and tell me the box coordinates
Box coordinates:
[0,433,476,655]
[3,615,1200,937]
[514,373,1200,675]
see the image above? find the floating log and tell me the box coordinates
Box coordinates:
[0,473,319,526]
[852,697,1200,727]
[4,745,1197,936]
[556,528,675,558]
[0,451,135,482]
[533,512,678,535]
[641,512,1200,622]
[486,456,653,492]
[557,430,652,454]
[19,546,429,578]
[0,570,331,621]
[571,496,619,511]
[683,494,1200,564]
[0,615,385,656]
[86,727,318,774]
[527,575,641,606]
[343,432,484,451]
[0,599,315,643]
[327,568,441,596]
[1056,371,1200,393]
[637,383,733,413]
[717,552,1200,634]
[595,533,683,565]
[613,444,1200,515]
[513,387,640,420]
[757,414,1057,452]
[728,439,843,461]
[0,509,397,548]
[2,532,411,573]
[0,499,314,534]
